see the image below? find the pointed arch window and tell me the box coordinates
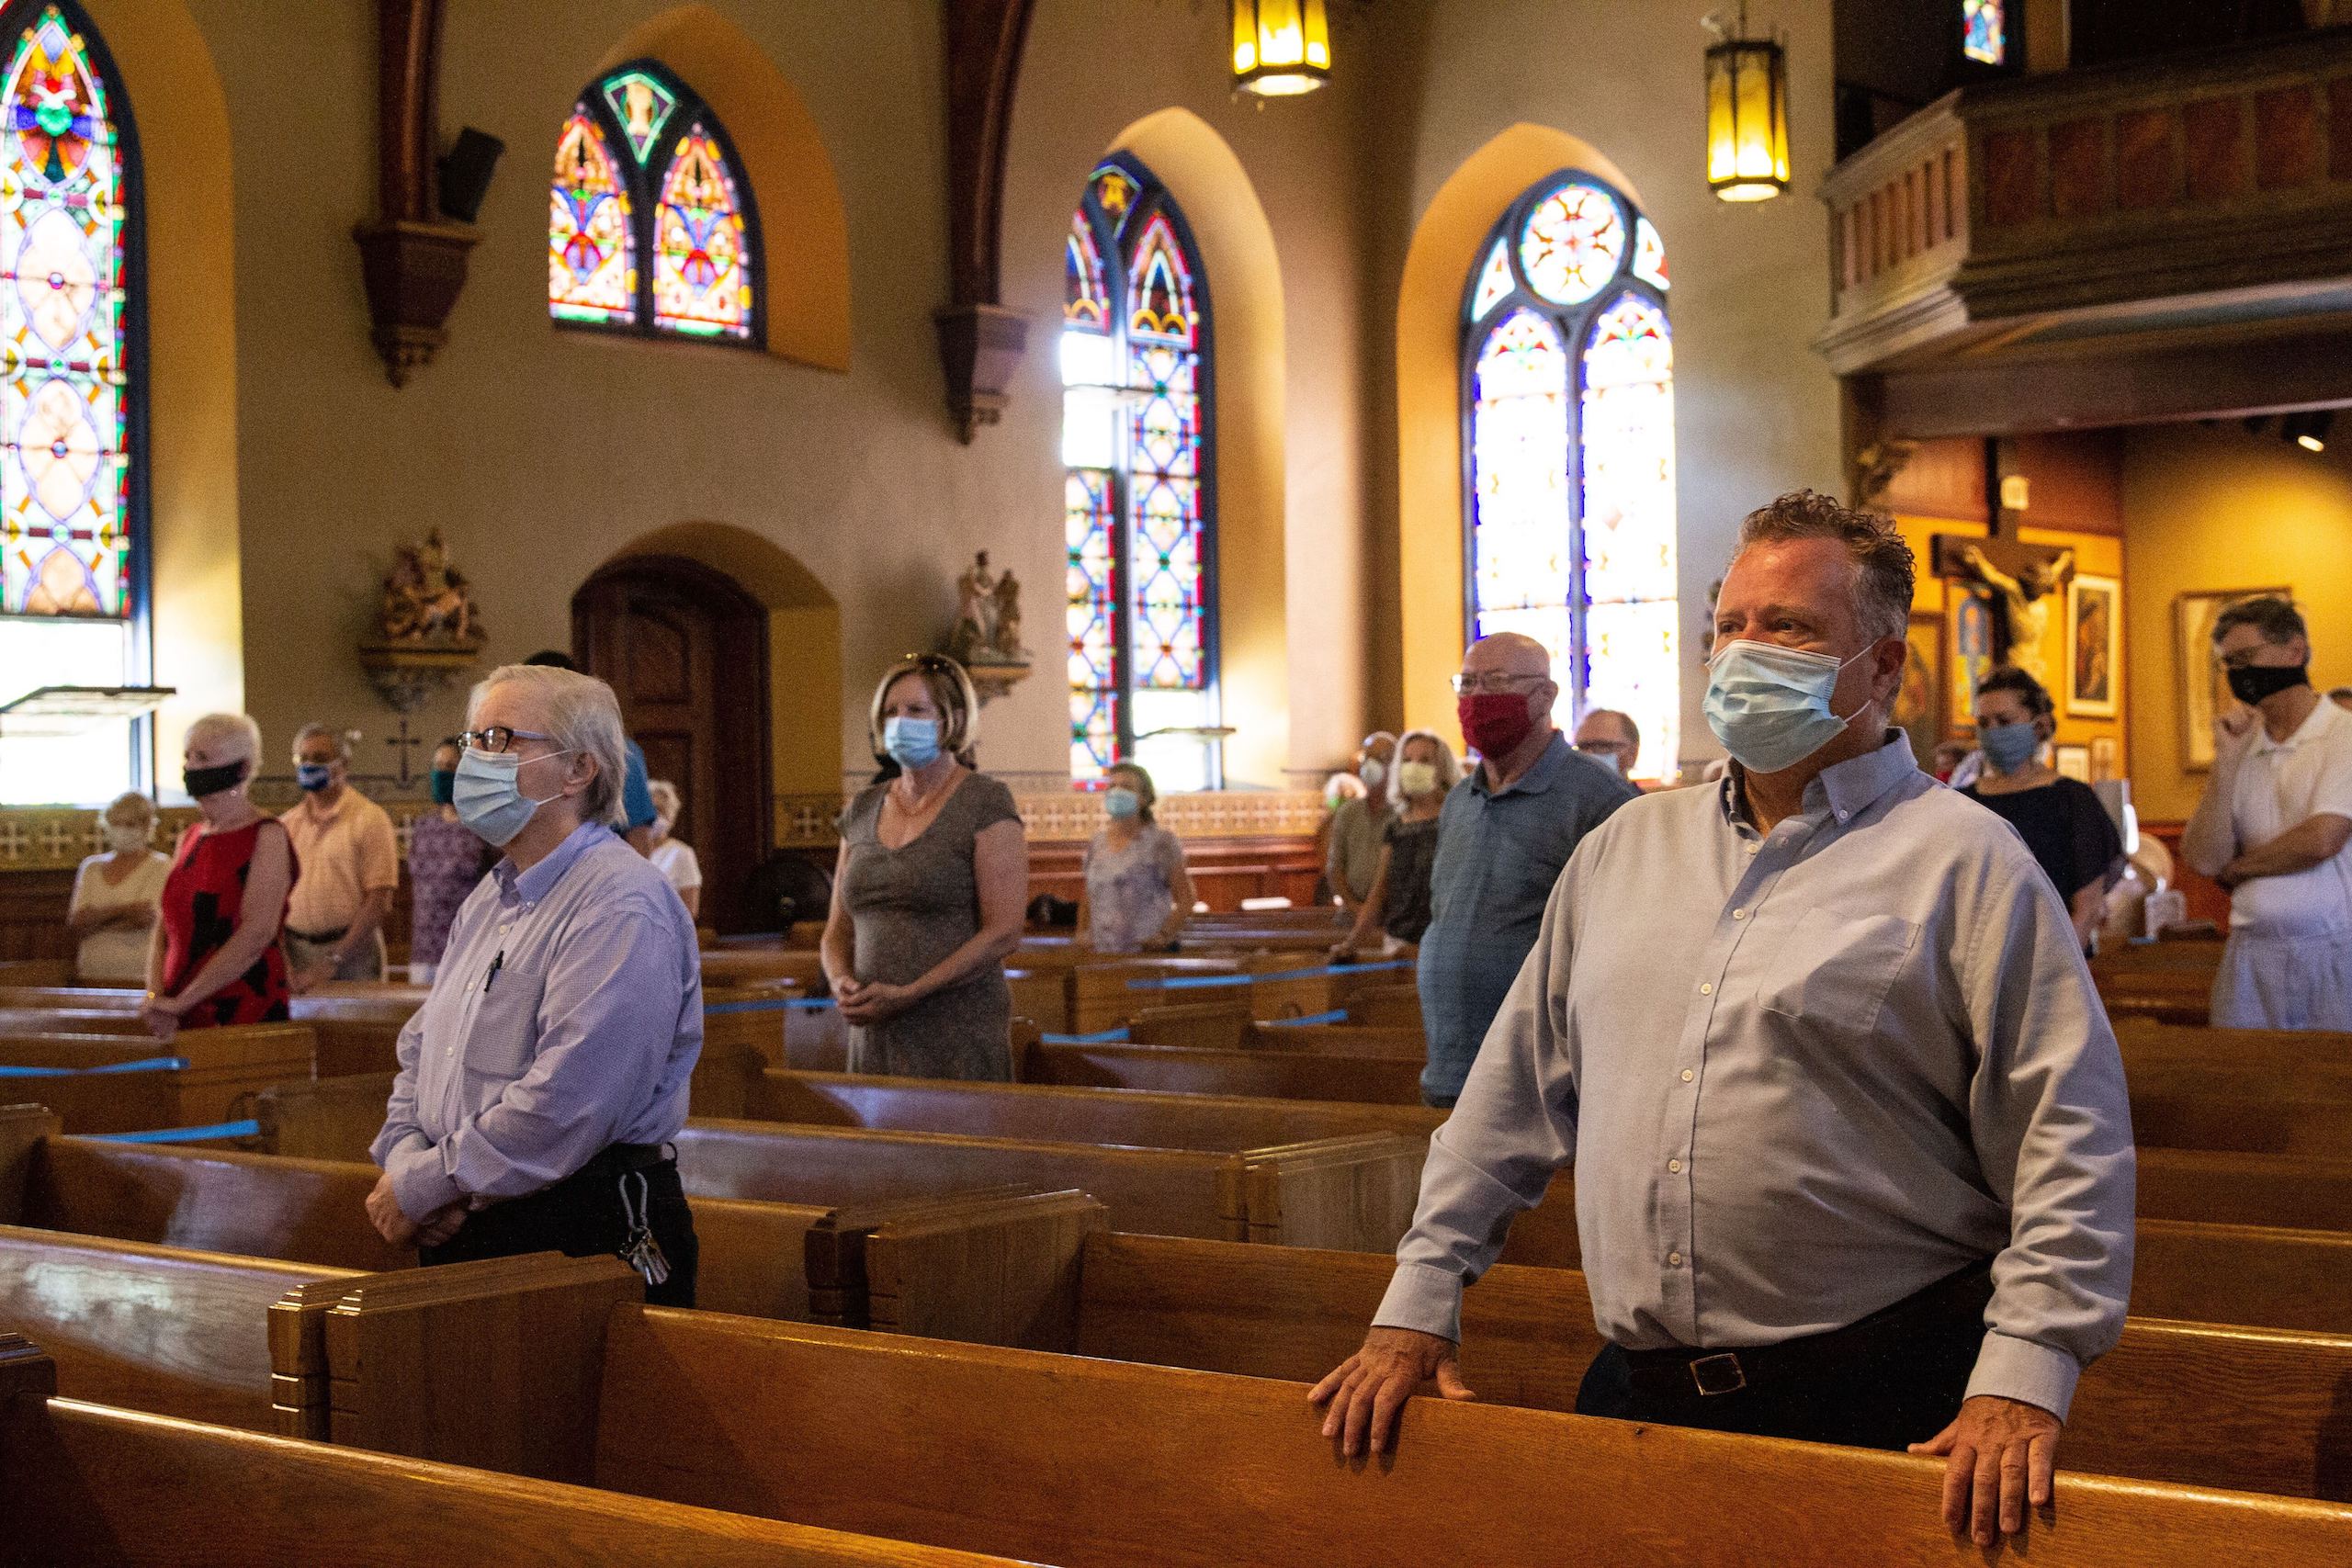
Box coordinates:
[1060,156,1219,788]
[1463,173,1678,779]
[548,60,760,344]
[0,0,150,806]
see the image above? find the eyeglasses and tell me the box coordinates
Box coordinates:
[458,726,556,755]
[1450,671,1547,695]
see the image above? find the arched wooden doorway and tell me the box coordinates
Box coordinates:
[573,555,772,931]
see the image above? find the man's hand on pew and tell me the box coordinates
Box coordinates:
[1909,1394,2062,1547]
[1309,1327,1476,1457]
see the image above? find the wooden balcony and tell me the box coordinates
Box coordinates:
[1818,29,2352,434]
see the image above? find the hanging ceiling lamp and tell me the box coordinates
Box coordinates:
[1704,5,1791,202]
[1232,0,1330,98]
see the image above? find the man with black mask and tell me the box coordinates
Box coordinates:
[2183,595,2352,1030]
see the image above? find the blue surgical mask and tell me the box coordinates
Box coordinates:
[1977,719,2041,774]
[883,716,942,770]
[1703,639,1872,774]
[295,762,334,793]
[452,747,572,848]
[1104,786,1142,820]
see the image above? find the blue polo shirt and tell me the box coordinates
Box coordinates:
[1415,731,1637,1103]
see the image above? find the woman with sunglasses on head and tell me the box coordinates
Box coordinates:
[144,713,298,1040]
[821,656,1027,1080]
[1077,761,1193,955]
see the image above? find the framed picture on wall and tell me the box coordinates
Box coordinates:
[2053,744,2091,784]
[2065,574,2120,718]
[2089,736,2119,784]
[2177,586,2291,770]
[1950,585,1996,737]
[1894,613,1946,767]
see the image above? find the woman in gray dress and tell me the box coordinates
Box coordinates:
[820,655,1027,1079]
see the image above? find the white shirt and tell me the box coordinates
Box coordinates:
[2223,696,2352,936]
[69,850,169,983]
[649,838,702,893]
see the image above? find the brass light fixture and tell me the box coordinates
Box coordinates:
[1704,5,1791,202]
[1232,0,1330,98]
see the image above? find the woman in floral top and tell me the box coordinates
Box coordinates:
[405,737,492,983]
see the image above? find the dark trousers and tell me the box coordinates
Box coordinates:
[421,1146,699,1308]
[1573,1260,1994,1451]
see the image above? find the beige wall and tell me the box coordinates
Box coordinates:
[2122,423,2352,822]
[1360,0,1845,769]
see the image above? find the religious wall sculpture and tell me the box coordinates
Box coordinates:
[946,550,1032,702]
[359,527,488,714]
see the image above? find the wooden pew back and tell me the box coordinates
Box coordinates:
[1024,1039,1425,1103]
[0,1021,316,1129]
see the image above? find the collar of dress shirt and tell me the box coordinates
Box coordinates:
[493,818,607,907]
[1722,729,1919,833]
[2248,690,2339,757]
[1467,730,1572,800]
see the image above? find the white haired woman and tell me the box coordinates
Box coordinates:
[644,778,703,922]
[821,655,1026,1079]
[145,714,297,1039]
[68,790,170,984]
[367,663,703,1307]
[1330,728,1459,960]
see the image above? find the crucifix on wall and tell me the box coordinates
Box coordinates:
[1929,535,2075,690]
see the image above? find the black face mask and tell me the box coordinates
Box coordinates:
[183,759,248,799]
[2227,662,2310,706]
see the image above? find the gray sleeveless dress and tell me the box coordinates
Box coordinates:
[837,772,1021,1080]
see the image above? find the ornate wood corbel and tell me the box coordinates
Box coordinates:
[353,0,477,387]
[934,0,1036,442]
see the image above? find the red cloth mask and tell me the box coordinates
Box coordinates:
[1458,692,1539,760]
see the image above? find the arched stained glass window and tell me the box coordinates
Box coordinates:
[0,1,148,806]
[1464,172,1678,780]
[1962,0,2007,66]
[547,60,759,345]
[1059,156,1218,788]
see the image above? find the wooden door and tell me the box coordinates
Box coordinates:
[572,556,771,932]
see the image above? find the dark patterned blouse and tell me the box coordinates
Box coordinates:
[158,818,296,1027]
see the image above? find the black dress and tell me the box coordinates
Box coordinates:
[1959,777,2123,908]
[1380,816,1442,944]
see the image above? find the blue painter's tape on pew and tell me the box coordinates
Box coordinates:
[706,997,835,1016]
[93,1118,263,1145]
[1124,959,1413,991]
[0,1055,189,1077]
[1040,1027,1132,1044]
[1259,1009,1350,1028]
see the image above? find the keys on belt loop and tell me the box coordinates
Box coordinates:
[616,1169,671,1288]
[1689,1352,1747,1396]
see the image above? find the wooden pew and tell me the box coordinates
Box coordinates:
[1127,1006,1426,1059]
[862,1216,2352,1504]
[2,1342,1021,1568]
[0,1022,317,1131]
[1024,1037,1425,1103]
[311,1272,2352,1563]
[0,1225,356,1430]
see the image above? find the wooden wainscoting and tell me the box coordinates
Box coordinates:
[1025,833,1325,913]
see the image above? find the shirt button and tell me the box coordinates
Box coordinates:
[1699,983,1713,996]
[1746,843,1760,856]
[1668,1158,1683,1173]
[1668,1252,1683,1267]
[1731,908,1746,920]
[444,1045,454,1056]
[1680,1068,1694,1082]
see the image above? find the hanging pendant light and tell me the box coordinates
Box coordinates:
[1232,0,1330,98]
[1704,5,1791,202]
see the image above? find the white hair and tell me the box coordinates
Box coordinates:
[469,663,628,828]
[185,712,262,766]
[293,721,351,761]
[647,778,681,822]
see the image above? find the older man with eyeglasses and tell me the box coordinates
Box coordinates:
[1413,632,1638,1108]
[366,662,703,1305]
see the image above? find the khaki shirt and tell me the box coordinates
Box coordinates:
[282,786,400,936]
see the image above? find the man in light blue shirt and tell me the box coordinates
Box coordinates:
[368,663,703,1305]
[1417,632,1636,1106]
[1315,492,2133,1548]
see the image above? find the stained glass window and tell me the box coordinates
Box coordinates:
[0,0,145,806]
[1060,157,1218,786]
[1463,173,1679,781]
[548,60,759,346]
[1962,0,2006,66]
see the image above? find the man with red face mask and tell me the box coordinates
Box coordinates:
[1409,632,1637,1107]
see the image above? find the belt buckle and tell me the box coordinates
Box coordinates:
[1689,1352,1747,1396]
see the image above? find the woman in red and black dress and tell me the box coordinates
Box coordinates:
[144,713,298,1041]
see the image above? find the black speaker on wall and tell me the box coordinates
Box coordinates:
[437,128,505,223]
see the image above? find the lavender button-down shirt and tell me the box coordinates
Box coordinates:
[371,819,702,1221]
[1374,733,2135,1419]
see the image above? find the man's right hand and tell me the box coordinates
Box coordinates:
[1308,1326,1475,1457]
[2213,704,2259,761]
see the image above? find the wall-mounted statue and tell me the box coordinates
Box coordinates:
[948,550,1029,668]
[1944,539,2074,689]
[379,527,484,646]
